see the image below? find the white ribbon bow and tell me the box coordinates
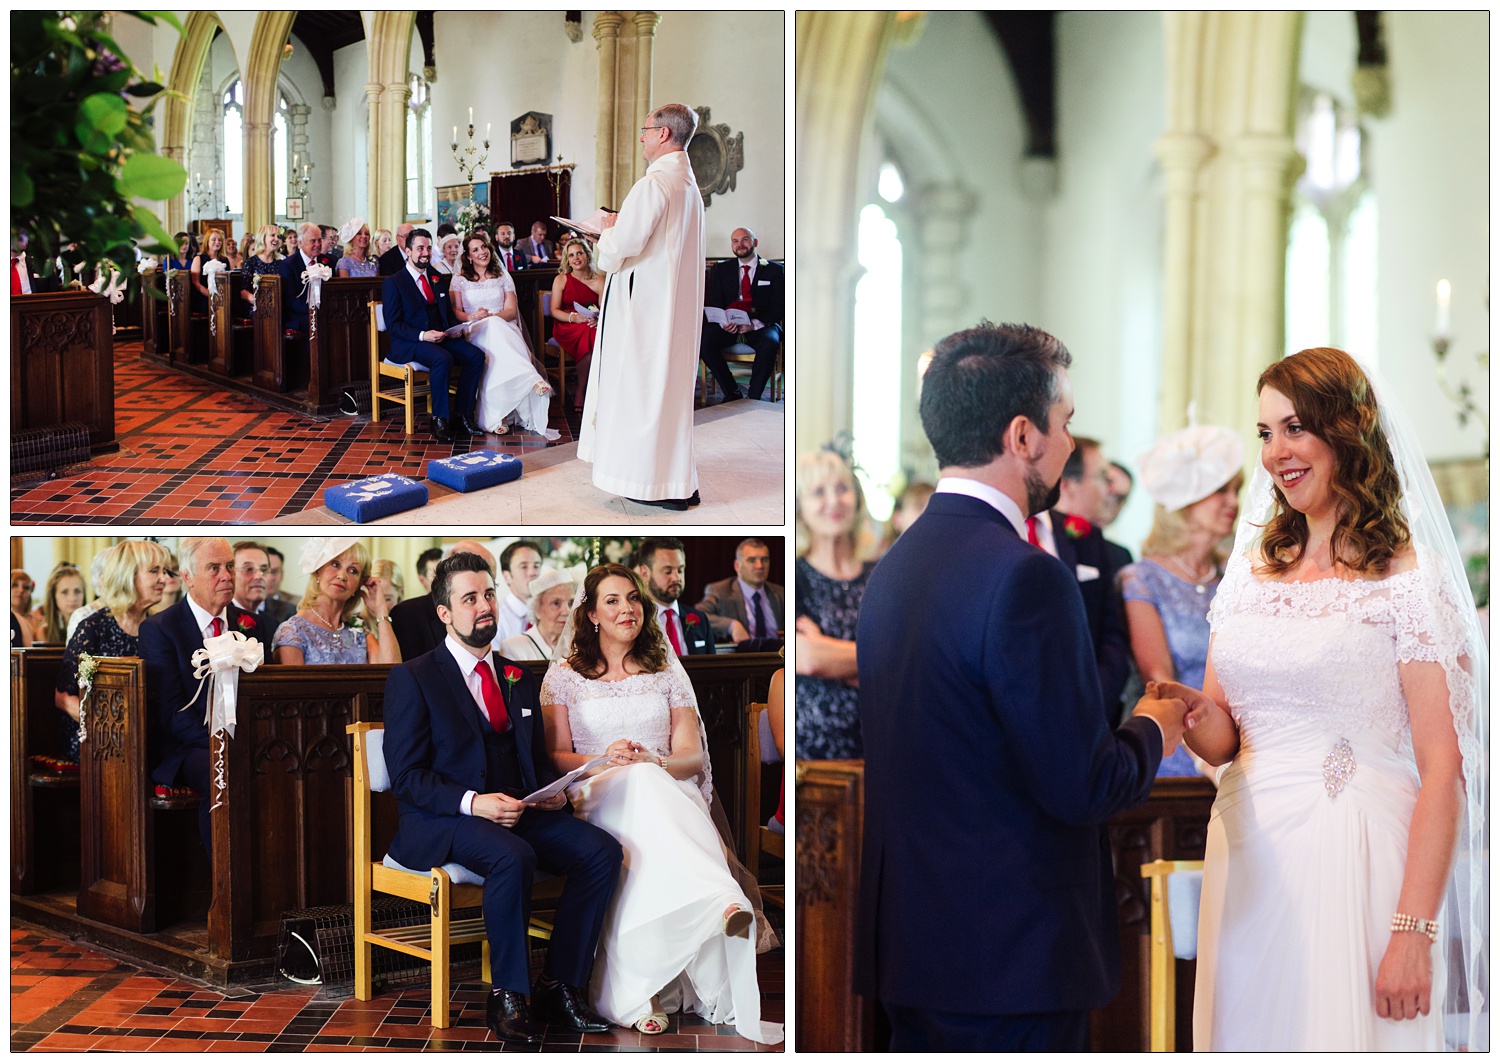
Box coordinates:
[203,259,227,296]
[182,630,264,740]
[301,263,332,308]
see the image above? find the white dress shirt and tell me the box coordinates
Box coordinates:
[934,477,1028,540]
[184,595,228,641]
[446,634,505,816]
[492,587,530,645]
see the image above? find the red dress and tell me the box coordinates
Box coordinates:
[551,273,601,410]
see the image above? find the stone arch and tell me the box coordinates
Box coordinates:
[161,11,227,233]
[365,12,417,230]
[240,12,297,233]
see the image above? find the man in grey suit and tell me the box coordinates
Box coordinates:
[695,538,783,644]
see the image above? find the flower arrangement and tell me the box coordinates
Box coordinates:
[454,197,491,239]
[76,652,99,745]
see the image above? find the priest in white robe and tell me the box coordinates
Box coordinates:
[579,103,705,509]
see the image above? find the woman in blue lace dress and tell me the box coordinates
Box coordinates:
[272,538,401,665]
[1120,425,1243,776]
[794,449,872,760]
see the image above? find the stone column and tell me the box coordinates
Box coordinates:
[377,80,411,230]
[242,120,274,235]
[161,144,187,234]
[364,82,385,227]
[593,13,624,209]
[1153,131,1212,431]
[632,12,661,186]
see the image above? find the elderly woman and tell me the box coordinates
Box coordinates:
[55,541,170,760]
[794,448,871,760]
[40,564,87,646]
[272,538,400,665]
[336,218,377,277]
[541,565,781,1043]
[1119,425,1243,777]
[432,231,463,275]
[499,563,584,661]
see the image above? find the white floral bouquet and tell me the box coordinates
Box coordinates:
[76,652,98,745]
[138,255,159,273]
[455,198,491,238]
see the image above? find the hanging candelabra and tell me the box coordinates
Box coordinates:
[289,152,312,213]
[188,172,217,217]
[451,108,491,190]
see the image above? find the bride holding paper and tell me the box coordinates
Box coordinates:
[449,231,558,439]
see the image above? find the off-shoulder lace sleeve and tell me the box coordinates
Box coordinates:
[661,665,697,712]
[1391,551,1481,779]
[539,660,577,706]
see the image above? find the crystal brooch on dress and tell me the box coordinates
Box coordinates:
[1322,738,1356,799]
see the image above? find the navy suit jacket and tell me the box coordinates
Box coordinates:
[706,257,784,329]
[388,592,445,661]
[1051,511,1133,721]
[139,598,214,786]
[853,493,1162,1015]
[277,250,336,324]
[384,646,562,871]
[382,268,455,359]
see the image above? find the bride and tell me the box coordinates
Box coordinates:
[448,231,558,439]
[1161,347,1486,1050]
[540,564,783,1044]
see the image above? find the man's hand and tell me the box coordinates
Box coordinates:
[420,329,445,343]
[1132,695,1188,757]
[727,619,751,643]
[528,791,568,812]
[1146,680,1215,731]
[471,792,527,827]
[598,212,618,231]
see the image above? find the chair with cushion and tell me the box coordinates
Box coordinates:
[742,701,784,909]
[1140,858,1205,1051]
[349,721,556,1029]
[368,301,446,437]
[699,338,784,404]
[535,290,570,411]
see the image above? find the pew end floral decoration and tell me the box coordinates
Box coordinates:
[75,652,99,746]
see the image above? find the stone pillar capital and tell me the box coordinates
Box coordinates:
[1153,132,1214,192]
[593,11,624,41]
[633,11,662,36]
[364,81,384,102]
[1233,133,1302,195]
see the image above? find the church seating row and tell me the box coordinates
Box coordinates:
[793,760,1215,1052]
[10,290,118,458]
[11,649,779,981]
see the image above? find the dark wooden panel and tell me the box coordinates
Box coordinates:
[140,268,169,359]
[306,277,384,411]
[9,290,117,455]
[10,647,79,895]
[253,272,290,394]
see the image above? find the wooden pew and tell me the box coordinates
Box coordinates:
[165,268,209,367]
[207,271,254,379]
[793,762,1216,1052]
[10,647,81,896]
[76,657,207,934]
[249,274,383,415]
[9,289,118,457]
[252,271,295,396]
[140,268,169,359]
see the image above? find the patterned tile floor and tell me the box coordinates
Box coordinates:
[11,345,585,525]
[10,927,784,1052]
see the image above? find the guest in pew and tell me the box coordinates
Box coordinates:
[635,538,716,655]
[415,546,444,593]
[236,233,255,271]
[389,539,495,659]
[67,551,111,642]
[373,228,395,259]
[492,222,529,273]
[495,541,543,644]
[265,546,296,609]
[281,228,298,258]
[272,538,401,666]
[189,227,229,315]
[549,237,606,412]
[699,226,784,403]
[39,564,87,646]
[56,541,171,761]
[433,231,463,276]
[168,232,196,273]
[377,222,414,276]
[321,224,343,262]
[336,217,378,278]
[241,225,282,313]
[695,537,783,646]
[540,564,783,1043]
[278,222,337,335]
[225,234,245,272]
[141,536,237,853]
[523,220,556,266]
[794,447,870,760]
[152,553,182,616]
[498,563,582,661]
[11,569,37,646]
[1120,425,1244,777]
[229,541,292,643]
[368,558,405,617]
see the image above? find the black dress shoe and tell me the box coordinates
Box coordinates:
[486,989,544,1045]
[531,980,611,1033]
[627,496,690,512]
[430,417,456,443]
[457,415,481,438]
[686,490,701,507]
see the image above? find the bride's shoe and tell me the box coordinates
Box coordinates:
[534,381,553,396]
[722,904,753,940]
[635,996,668,1036]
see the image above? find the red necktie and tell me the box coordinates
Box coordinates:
[418,272,436,304]
[11,259,23,295]
[505,251,514,272]
[210,616,224,637]
[476,659,511,733]
[665,608,684,655]
[740,265,752,302]
[1026,516,1041,548]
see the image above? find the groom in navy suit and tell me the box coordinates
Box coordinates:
[383,552,621,1045]
[854,322,1190,1051]
[381,228,485,443]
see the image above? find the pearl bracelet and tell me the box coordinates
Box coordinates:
[1391,912,1438,942]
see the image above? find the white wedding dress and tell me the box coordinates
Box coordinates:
[1195,547,1472,1050]
[448,272,558,439]
[539,662,782,1044]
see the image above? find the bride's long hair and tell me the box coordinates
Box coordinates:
[566,564,669,679]
[1255,347,1410,578]
[459,231,504,282]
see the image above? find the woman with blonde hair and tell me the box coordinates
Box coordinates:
[368,558,405,617]
[336,217,377,277]
[40,564,87,646]
[549,237,606,411]
[794,446,870,760]
[55,541,170,759]
[373,229,394,258]
[272,538,400,665]
[240,224,282,313]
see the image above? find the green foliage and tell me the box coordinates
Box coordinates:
[11,11,186,280]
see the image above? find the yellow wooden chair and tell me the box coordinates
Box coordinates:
[742,702,785,908]
[699,338,784,404]
[369,301,450,436]
[349,721,554,1029]
[1140,859,1205,1051]
[535,290,571,411]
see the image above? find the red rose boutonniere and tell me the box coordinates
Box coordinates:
[1062,514,1093,539]
[235,613,257,632]
[685,613,701,627]
[502,665,523,694]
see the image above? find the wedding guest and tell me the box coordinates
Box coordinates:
[550,237,606,411]
[56,541,171,761]
[272,538,400,665]
[321,224,343,261]
[1101,460,1135,528]
[373,228,395,259]
[279,222,337,335]
[39,564,87,646]
[377,222,414,276]
[241,225,282,313]
[336,218,378,277]
[11,570,37,646]
[493,222,528,272]
[229,541,292,641]
[189,227,229,314]
[265,546,295,607]
[876,480,936,556]
[432,231,463,275]
[495,541,543,643]
[699,226,784,402]
[168,232,197,272]
[695,537,782,644]
[1121,425,1244,776]
[635,538,716,655]
[523,220,555,265]
[68,551,112,642]
[369,558,405,615]
[415,547,443,592]
[499,564,582,661]
[226,234,246,271]
[281,228,298,258]
[794,449,869,759]
[150,552,182,615]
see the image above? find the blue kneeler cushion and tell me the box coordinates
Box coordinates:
[324,474,429,522]
[425,449,523,492]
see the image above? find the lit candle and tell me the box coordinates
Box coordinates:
[453,125,458,145]
[303,164,309,180]
[1436,279,1451,337]
[486,122,491,139]
[292,153,298,171]
[469,106,474,125]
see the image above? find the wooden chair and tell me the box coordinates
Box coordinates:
[536,290,570,411]
[742,702,785,908]
[368,301,442,437]
[1141,859,1205,1051]
[349,722,556,1029]
[699,338,784,404]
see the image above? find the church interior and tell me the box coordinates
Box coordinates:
[12,11,785,526]
[794,10,1487,1052]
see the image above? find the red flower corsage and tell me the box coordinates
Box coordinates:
[235,613,257,631]
[1062,514,1093,539]
[685,613,701,627]
[502,665,523,690]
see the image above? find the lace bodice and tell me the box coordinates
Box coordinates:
[1209,547,1477,745]
[449,272,515,312]
[540,661,697,760]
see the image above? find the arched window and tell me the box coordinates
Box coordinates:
[852,159,906,523]
[406,73,433,219]
[272,92,289,218]
[221,80,292,220]
[1285,90,1377,359]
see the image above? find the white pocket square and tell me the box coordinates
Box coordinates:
[521,708,533,717]
[1076,564,1100,582]
[757,279,771,285]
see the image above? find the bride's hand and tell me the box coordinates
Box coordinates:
[605,739,637,765]
[1375,933,1432,1020]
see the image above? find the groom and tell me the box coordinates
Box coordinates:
[381,228,485,443]
[855,322,1190,1051]
[383,552,622,1044]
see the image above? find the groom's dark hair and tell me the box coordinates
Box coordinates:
[920,321,1072,468]
[431,550,494,610]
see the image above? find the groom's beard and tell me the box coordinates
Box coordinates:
[454,615,498,649]
[1024,466,1063,517]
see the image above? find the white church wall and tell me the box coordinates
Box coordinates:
[1043,11,1166,552]
[329,41,370,233]
[652,10,786,257]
